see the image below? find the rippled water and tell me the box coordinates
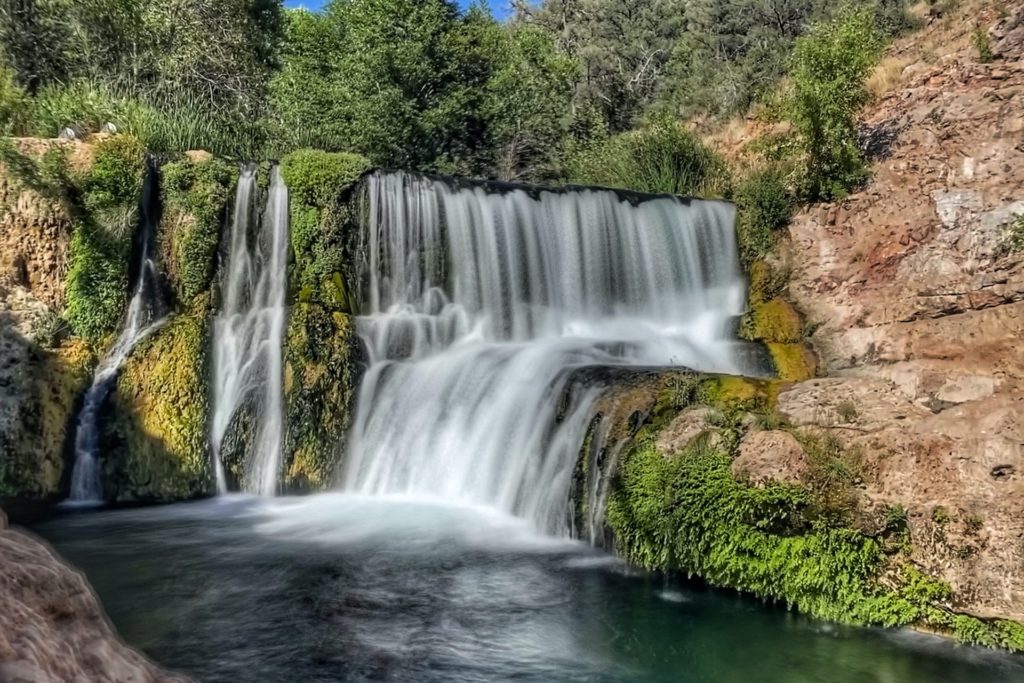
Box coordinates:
[29,497,1024,683]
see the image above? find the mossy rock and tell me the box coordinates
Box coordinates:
[604,416,1024,651]
[0,339,94,500]
[767,342,818,382]
[100,300,214,501]
[158,157,237,304]
[283,303,363,490]
[280,149,370,312]
[744,298,802,343]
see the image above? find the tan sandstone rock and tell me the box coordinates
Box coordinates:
[732,430,809,486]
[0,511,192,683]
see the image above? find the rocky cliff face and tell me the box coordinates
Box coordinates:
[782,1,1024,624]
[594,1,1024,647]
[0,510,191,683]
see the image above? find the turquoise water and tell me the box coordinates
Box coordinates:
[30,495,1024,683]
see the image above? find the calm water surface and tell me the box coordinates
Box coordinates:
[29,495,1024,683]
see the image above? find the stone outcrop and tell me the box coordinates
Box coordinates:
[760,1,1024,626]
[0,510,192,682]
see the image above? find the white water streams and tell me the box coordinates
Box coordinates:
[343,172,751,535]
[210,166,289,496]
[67,173,166,504]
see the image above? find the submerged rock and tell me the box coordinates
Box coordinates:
[0,510,192,682]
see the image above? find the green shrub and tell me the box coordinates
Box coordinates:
[566,118,731,197]
[79,134,146,212]
[788,8,884,200]
[1005,213,1024,252]
[972,26,994,64]
[65,220,130,342]
[161,158,237,301]
[733,164,797,263]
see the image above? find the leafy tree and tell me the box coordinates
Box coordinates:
[787,7,883,199]
[514,0,683,132]
[265,8,351,154]
[662,0,831,119]
[482,24,577,180]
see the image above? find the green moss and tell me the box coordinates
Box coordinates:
[65,219,131,342]
[768,342,817,381]
[605,434,1023,648]
[78,134,146,213]
[744,298,802,343]
[279,149,370,312]
[279,149,370,207]
[159,157,237,302]
[283,303,361,490]
[100,299,213,501]
[747,259,789,306]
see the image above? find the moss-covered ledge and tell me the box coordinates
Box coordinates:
[158,156,237,305]
[595,371,1024,652]
[278,149,371,490]
[280,149,370,312]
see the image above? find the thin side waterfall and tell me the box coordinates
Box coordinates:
[343,171,752,535]
[67,167,167,504]
[210,166,289,496]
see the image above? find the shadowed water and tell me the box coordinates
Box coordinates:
[30,498,1024,683]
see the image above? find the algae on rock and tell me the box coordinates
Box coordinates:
[158,157,237,304]
[100,299,214,502]
[283,303,363,490]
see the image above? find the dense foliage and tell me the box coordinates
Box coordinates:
[1,0,905,187]
[161,158,238,302]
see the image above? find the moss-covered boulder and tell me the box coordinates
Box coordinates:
[100,299,213,501]
[597,368,1024,652]
[280,149,370,312]
[283,303,363,490]
[158,157,237,304]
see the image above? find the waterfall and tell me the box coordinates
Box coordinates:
[210,166,289,496]
[67,167,167,504]
[342,171,751,535]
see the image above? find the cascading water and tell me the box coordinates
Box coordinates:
[210,166,289,496]
[67,167,167,504]
[343,171,753,534]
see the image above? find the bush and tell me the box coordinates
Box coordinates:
[65,220,131,342]
[972,26,994,64]
[788,8,884,200]
[161,158,237,301]
[79,134,146,212]
[0,61,28,134]
[1006,214,1024,253]
[566,118,731,197]
[733,164,797,263]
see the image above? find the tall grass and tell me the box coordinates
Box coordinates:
[26,80,266,159]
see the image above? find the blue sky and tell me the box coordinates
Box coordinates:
[284,0,511,18]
